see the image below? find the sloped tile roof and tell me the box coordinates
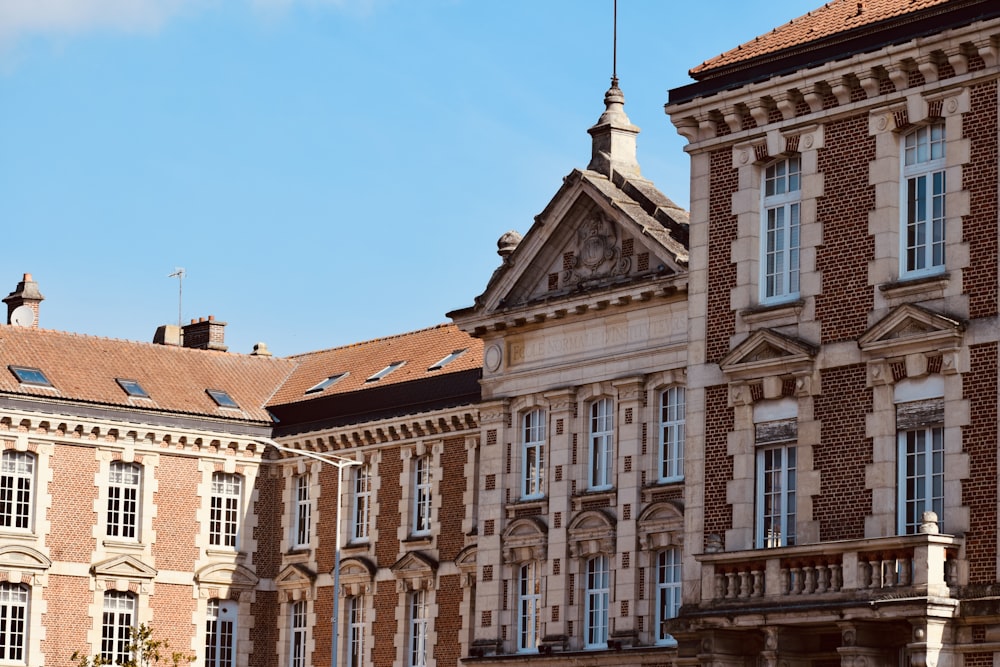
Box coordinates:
[269,324,482,408]
[0,325,296,423]
[691,0,952,76]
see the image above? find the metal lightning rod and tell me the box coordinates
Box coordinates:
[168,268,185,328]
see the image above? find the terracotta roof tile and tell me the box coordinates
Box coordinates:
[269,324,483,408]
[0,325,297,423]
[691,0,952,76]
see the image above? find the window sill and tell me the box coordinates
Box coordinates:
[102,539,144,553]
[206,548,247,563]
[741,299,805,325]
[571,489,616,512]
[403,534,433,546]
[880,273,949,299]
[0,530,36,542]
[505,498,547,520]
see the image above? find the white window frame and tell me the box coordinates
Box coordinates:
[0,451,34,532]
[351,464,371,543]
[0,583,28,663]
[292,474,311,549]
[654,548,681,645]
[761,155,801,303]
[588,399,614,491]
[659,387,685,482]
[901,123,946,278]
[101,591,135,665]
[521,410,546,500]
[412,456,432,536]
[408,590,428,667]
[584,555,610,649]
[756,445,797,549]
[289,600,307,667]
[897,426,944,535]
[516,562,540,653]
[205,598,236,667]
[107,461,141,541]
[347,596,365,667]
[210,472,242,549]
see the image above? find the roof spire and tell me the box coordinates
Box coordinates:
[587,0,640,179]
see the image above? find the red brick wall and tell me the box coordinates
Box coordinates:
[41,574,91,663]
[703,385,734,546]
[48,444,97,562]
[150,583,196,660]
[964,652,993,667]
[815,114,875,343]
[375,454,402,567]
[434,574,462,667]
[152,455,199,572]
[963,80,999,320]
[963,343,998,584]
[251,466,281,578]
[813,364,872,541]
[372,580,398,667]
[250,590,278,667]
[315,464,341,574]
[706,149,738,364]
[438,437,466,562]
[312,586,333,667]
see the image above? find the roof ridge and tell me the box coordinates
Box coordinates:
[284,323,458,359]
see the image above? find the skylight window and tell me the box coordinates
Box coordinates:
[206,389,240,409]
[9,365,52,387]
[305,372,349,394]
[116,378,149,398]
[428,349,468,371]
[366,361,405,383]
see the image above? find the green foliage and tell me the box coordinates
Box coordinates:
[70,624,196,667]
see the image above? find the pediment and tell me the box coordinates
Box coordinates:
[0,545,51,571]
[275,563,316,588]
[338,556,376,580]
[390,551,438,578]
[91,554,157,580]
[636,500,684,528]
[465,171,688,320]
[501,517,547,543]
[567,509,615,535]
[454,544,477,570]
[859,304,964,356]
[195,562,259,590]
[720,329,816,378]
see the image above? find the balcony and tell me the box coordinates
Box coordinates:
[696,531,961,609]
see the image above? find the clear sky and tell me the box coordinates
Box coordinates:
[1,0,819,357]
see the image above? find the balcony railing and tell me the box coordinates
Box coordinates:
[697,531,961,606]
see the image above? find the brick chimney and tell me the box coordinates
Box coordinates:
[3,273,44,328]
[181,316,227,351]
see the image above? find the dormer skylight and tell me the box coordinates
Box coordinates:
[9,365,52,387]
[206,388,239,409]
[305,372,349,394]
[116,378,149,398]
[366,361,405,383]
[428,349,467,371]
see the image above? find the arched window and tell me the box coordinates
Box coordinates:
[0,583,28,662]
[101,591,135,664]
[654,548,681,645]
[205,598,236,667]
[659,387,685,482]
[516,562,541,653]
[584,555,609,649]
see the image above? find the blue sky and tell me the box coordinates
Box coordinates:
[1,0,818,357]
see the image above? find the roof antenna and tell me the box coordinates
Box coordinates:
[168,267,185,328]
[612,0,618,88]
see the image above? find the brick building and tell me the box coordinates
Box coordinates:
[3,1,1000,666]
[664,1,1000,667]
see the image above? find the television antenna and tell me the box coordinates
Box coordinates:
[168,268,185,328]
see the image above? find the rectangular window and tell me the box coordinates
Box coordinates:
[412,456,432,536]
[0,583,28,663]
[205,598,236,667]
[756,445,796,548]
[351,465,371,542]
[902,124,946,277]
[517,562,540,653]
[101,591,135,665]
[655,548,681,645]
[762,156,801,302]
[521,410,545,499]
[659,387,685,482]
[290,601,307,667]
[584,555,609,649]
[347,597,365,667]
[293,474,311,549]
[7,366,51,387]
[107,461,141,540]
[589,399,614,490]
[0,451,34,531]
[408,590,428,667]
[898,426,944,535]
[210,472,242,548]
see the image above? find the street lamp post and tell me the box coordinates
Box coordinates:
[259,438,361,667]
